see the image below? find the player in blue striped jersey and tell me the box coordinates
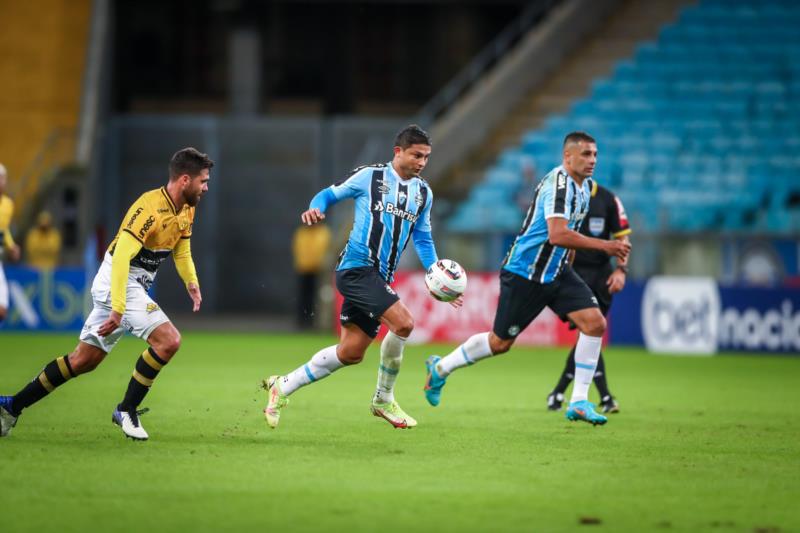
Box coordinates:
[424,132,630,425]
[261,124,461,430]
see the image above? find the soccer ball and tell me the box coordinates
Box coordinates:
[425,259,467,302]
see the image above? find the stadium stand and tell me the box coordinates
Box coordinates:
[448,0,800,235]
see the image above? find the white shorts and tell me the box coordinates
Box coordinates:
[79,255,170,353]
[0,262,8,309]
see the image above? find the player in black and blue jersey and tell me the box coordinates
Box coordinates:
[423,132,630,426]
[261,124,461,430]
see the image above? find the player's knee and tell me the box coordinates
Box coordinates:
[159,331,182,358]
[393,317,414,339]
[488,334,513,355]
[338,346,365,365]
[582,314,607,337]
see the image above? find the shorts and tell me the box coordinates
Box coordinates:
[492,266,598,340]
[574,262,614,316]
[0,263,8,309]
[79,259,170,353]
[335,266,400,338]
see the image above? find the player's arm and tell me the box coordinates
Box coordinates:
[546,218,629,259]
[97,230,143,336]
[411,187,438,270]
[301,169,368,225]
[173,237,202,311]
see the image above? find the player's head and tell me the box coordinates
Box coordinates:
[393,124,432,179]
[0,163,7,193]
[169,147,214,207]
[562,131,597,180]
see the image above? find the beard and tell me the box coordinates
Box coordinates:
[183,190,201,207]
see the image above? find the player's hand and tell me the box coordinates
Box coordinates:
[300,208,325,226]
[187,282,202,312]
[606,268,626,294]
[604,239,631,260]
[98,311,122,337]
[7,244,20,262]
[448,296,464,309]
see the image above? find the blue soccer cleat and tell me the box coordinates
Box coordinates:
[423,355,447,406]
[565,400,608,426]
[0,396,19,437]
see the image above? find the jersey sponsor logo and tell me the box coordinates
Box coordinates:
[385,203,419,223]
[138,216,155,239]
[157,208,170,214]
[508,325,520,336]
[377,179,390,195]
[373,200,384,212]
[557,173,566,190]
[135,274,154,291]
[126,207,144,229]
[385,284,396,295]
[415,192,425,207]
[588,217,605,236]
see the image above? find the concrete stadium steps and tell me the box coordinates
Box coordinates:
[445,0,694,192]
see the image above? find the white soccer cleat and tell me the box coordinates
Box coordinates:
[112,407,149,440]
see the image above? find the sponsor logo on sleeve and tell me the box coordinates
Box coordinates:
[126,207,144,229]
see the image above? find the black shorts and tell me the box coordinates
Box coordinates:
[574,262,614,316]
[335,267,400,338]
[492,266,599,340]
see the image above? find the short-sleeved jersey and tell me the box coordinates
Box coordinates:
[333,162,434,282]
[106,187,194,284]
[574,182,631,268]
[0,194,15,260]
[502,166,592,283]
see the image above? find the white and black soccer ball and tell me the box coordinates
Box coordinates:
[425,259,467,302]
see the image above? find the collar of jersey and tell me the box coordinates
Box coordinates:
[160,186,178,215]
[386,161,416,183]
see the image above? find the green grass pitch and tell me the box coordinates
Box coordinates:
[0,331,797,532]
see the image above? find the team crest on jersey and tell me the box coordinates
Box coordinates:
[588,217,605,236]
[398,191,407,205]
[415,192,424,207]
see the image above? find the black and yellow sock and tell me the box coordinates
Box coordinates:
[12,355,76,416]
[119,348,168,412]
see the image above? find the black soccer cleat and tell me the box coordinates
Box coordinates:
[547,392,564,411]
[600,395,620,414]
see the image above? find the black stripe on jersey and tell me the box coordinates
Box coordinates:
[131,248,173,273]
[531,241,554,281]
[570,181,578,216]
[386,182,409,280]
[553,170,568,215]
[367,169,386,267]
[335,163,386,186]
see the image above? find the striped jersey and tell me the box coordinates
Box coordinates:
[333,162,435,282]
[502,165,592,283]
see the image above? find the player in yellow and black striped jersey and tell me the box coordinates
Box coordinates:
[0,148,213,441]
[0,163,21,324]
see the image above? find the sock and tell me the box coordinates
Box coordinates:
[374,332,406,404]
[437,332,493,378]
[119,348,168,412]
[280,345,344,396]
[570,333,603,403]
[593,352,611,399]
[11,355,76,415]
[553,346,576,394]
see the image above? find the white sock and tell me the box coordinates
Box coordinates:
[280,345,344,396]
[570,333,603,403]
[374,331,406,404]
[437,332,493,378]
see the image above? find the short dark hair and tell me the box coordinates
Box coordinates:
[394,124,432,149]
[169,147,214,180]
[563,131,596,147]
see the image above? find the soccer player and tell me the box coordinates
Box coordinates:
[423,132,630,425]
[0,163,22,324]
[547,182,631,414]
[262,124,459,430]
[0,148,212,440]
